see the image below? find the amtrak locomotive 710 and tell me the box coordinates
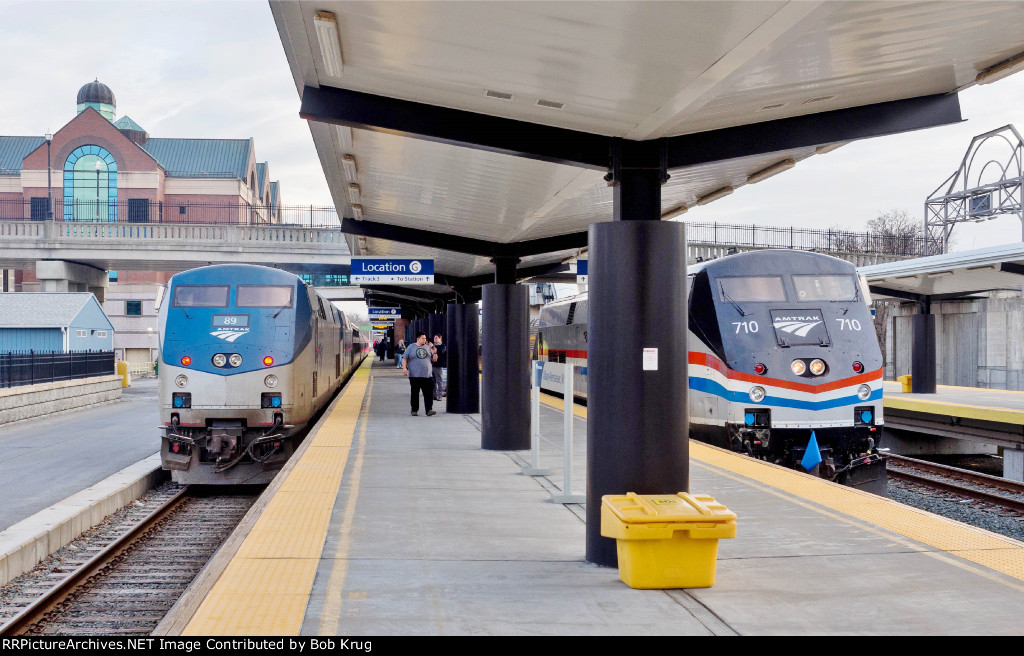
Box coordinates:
[158,264,367,484]
[536,250,886,492]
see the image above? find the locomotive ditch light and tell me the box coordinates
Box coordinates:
[857,385,872,401]
[749,386,766,403]
[809,359,826,376]
[212,353,227,367]
[228,353,243,367]
[175,375,188,388]
[852,361,864,373]
[790,360,806,376]
[264,374,279,388]
[180,356,192,367]
[263,356,274,366]
[754,363,767,375]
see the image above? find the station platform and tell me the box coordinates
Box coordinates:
[883,380,1024,425]
[158,359,1024,635]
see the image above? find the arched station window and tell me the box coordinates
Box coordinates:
[63,145,118,221]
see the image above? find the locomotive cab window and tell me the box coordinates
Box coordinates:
[172,285,229,308]
[792,275,857,302]
[718,276,786,302]
[236,285,294,308]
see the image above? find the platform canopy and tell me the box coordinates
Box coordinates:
[271,1,1024,304]
[860,242,1024,301]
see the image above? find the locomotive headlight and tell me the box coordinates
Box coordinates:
[212,353,227,368]
[857,384,872,400]
[790,360,806,376]
[264,374,279,388]
[749,386,766,403]
[228,353,243,367]
[809,359,826,376]
[174,375,188,388]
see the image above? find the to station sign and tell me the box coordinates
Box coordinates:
[577,260,588,284]
[351,258,434,284]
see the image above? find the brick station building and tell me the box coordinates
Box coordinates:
[0,80,284,367]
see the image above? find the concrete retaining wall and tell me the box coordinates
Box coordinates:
[0,455,164,586]
[0,375,122,425]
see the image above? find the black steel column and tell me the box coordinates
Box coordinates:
[586,141,687,567]
[481,280,529,450]
[911,300,937,393]
[446,302,480,414]
[429,313,445,341]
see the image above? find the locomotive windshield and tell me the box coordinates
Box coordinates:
[718,276,786,302]
[236,285,294,308]
[792,275,857,301]
[172,285,229,308]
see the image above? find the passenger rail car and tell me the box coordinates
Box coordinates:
[535,250,886,492]
[158,264,367,484]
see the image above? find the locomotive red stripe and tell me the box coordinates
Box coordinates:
[539,348,881,393]
[688,351,882,393]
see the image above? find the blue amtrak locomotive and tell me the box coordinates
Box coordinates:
[158,264,367,484]
[535,250,886,492]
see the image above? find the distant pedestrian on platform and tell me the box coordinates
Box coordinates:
[395,339,406,369]
[432,333,447,401]
[376,339,386,362]
[402,331,437,416]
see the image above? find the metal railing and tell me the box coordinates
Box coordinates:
[683,221,935,256]
[0,198,931,257]
[0,350,116,388]
[127,361,156,377]
[0,198,342,229]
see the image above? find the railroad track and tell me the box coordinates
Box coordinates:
[887,454,1024,514]
[0,487,256,636]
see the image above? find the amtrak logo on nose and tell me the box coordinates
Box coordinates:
[211,329,248,342]
[773,318,823,337]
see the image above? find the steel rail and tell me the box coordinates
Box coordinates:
[887,454,1024,513]
[0,487,190,636]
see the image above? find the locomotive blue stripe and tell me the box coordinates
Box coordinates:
[689,376,882,411]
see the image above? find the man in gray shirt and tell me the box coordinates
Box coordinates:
[402,331,437,416]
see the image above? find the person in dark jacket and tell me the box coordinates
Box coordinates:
[431,333,447,401]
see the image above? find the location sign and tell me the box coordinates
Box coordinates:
[351,258,434,284]
[577,259,588,284]
[368,306,401,321]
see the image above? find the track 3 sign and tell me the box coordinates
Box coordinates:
[351,258,434,284]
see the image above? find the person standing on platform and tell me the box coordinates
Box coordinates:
[376,339,386,362]
[395,339,406,369]
[431,333,447,401]
[402,331,437,416]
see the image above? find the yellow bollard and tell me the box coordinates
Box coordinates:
[116,360,131,388]
[898,375,912,392]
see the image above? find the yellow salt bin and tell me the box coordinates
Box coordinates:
[601,492,736,589]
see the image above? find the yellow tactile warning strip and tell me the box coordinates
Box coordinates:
[181,358,372,636]
[538,394,1024,584]
[884,392,1024,425]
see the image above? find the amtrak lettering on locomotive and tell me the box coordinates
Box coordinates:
[158,264,367,484]
[535,250,885,492]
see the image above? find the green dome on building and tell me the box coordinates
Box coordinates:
[76,79,116,121]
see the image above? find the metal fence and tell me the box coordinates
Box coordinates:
[0,350,116,388]
[0,197,933,256]
[0,198,342,229]
[683,221,935,256]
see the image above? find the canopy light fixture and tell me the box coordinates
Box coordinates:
[334,125,353,151]
[976,51,1024,85]
[347,183,360,205]
[815,142,847,155]
[746,159,795,185]
[351,204,363,220]
[314,11,344,77]
[660,204,688,220]
[696,187,734,206]
[342,154,357,180]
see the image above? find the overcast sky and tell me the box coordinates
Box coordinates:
[2,0,1023,254]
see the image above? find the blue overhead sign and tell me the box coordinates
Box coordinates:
[351,258,434,284]
[368,306,401,320]
[577,259,588,284]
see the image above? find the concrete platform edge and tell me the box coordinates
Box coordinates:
[0,452,165,586]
